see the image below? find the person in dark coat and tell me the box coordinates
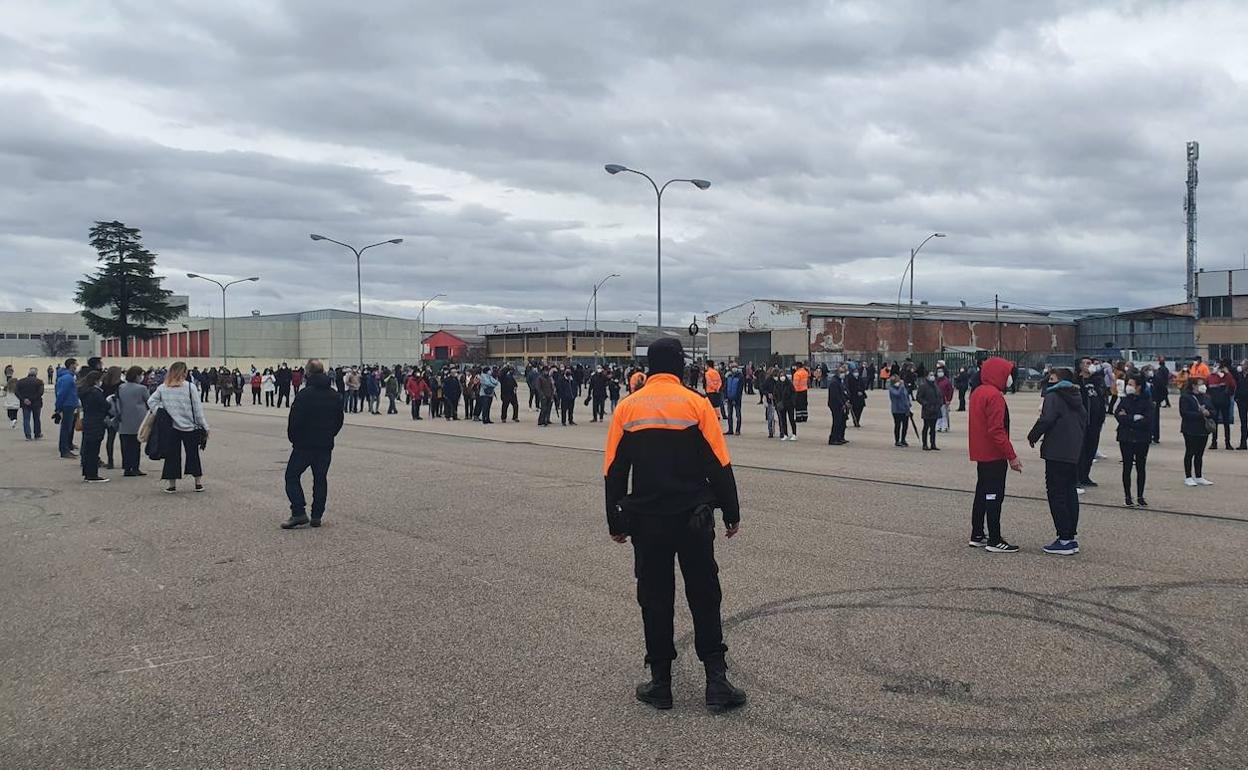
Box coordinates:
[15,367,45,440]
[442,371,462,420]
[954,367,970,411]
[77,370,111,483]
[1235,359,1248,450]
[915,373,942,451]
[498,366,520,423]
[1027,368,1089,555]
[846,367,867,428]
[773,371,796,440]
[826,367,849,445]
[536,367,555,426]
[556,369,577,426]
[282,360,345,529]
[1076,358,1107,488]
[1114,373,1153,507]
[1179,377,1214,486]
[275,363,293,408]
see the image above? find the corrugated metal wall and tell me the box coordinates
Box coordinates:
[1076,316,1195,360]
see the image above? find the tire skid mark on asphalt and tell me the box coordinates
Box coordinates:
[676,581,1243,761]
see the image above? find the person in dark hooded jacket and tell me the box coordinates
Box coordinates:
[1027,368,1089,556]
[442,372,462,420]
[282,360,345,529]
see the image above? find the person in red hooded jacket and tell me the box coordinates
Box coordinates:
[967,357,1023,553]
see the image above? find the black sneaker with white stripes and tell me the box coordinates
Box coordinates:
[984,540,1020,553]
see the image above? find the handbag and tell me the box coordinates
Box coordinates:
[138,410,156,443]
[74,412,83,432]
[186,386,208,450]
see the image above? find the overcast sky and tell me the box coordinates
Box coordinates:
[2,0,1246,326]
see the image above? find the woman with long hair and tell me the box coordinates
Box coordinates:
[101,366,124,469]
[1179,376,1214,487]
[147,362,210,493]
[78,369,111,483]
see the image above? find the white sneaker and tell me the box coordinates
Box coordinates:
[1184,477,1198,487]
[1195,477,1213,486]
[790,435,798,442]
[1076,487,1086,495]
[1095,450,1106,459]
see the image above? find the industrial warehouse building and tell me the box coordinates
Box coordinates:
[479,320,637,363]
[706,300,1082,368]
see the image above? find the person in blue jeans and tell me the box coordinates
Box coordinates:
[723,366,744,435]
[54,357,80,458]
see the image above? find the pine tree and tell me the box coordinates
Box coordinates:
[75,221,180,356]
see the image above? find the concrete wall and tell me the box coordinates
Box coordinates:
[0,311,98,358]
[708,332,739,359]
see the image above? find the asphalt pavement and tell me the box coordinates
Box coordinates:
[2,390,1246,769]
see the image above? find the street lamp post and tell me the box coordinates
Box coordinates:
[418,292,446,364]
[186,274,259,365]
[309,234,404,369]
[587,274,620,367]
[895,233,946,357]
[604,164,710,329]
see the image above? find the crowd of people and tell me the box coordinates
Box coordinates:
[7,350,1246,546]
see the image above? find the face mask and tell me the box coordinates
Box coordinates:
[780,376,787,381]
[936,370,944,377]
[1125,385,1137,395]
[1238,366,1244,373]
[1198,384,1208,394]
[1006,375,1013,388]
[926,375,936,382]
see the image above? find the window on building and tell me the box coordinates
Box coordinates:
[17,333,28,339]
[1199,296,1231,318]
[1210,344,1248,362]
[4,333,15,339]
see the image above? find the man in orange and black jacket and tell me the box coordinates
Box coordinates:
[604,337,746,714]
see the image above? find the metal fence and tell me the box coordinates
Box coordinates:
[1076,316,1195,361]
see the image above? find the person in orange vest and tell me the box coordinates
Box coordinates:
[1190,356,1211,381]
[604,337,746,713]
[704,361,724,421]
[792,362,810,423]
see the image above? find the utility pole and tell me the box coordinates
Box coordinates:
[1185,141,1199,310]
[994,294,1001,352]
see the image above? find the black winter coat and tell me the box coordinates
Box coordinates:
[79,385,109,434]
[1114,393,1153,444]
[1179,392,1212,436]
[772,378,794,409]
[827,377,848,411]
[915,380,942,420]
[287,374,345,450]
[1027,383,1088,464]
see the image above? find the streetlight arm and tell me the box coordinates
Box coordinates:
[622,167,661,197]
[223,277,258,290]
[358,240,399,256]
[313,235,359,255]
[189,275,226,292]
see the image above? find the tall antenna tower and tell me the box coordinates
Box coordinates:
[1185,141,1199,306]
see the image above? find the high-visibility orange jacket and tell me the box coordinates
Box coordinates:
[604,373,740,533]
[1190,361,1210,380]
[793,367,809,392]
[704,366,722,394]
[629,371,646,392]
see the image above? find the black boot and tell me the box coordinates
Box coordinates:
[704,657,747,713]
[635,661,672,710]
[281,515,310,529]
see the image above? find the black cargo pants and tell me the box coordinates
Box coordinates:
[631,511,728,666]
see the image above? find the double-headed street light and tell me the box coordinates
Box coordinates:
[604,164,710,329]
[894,232,947,356]
[186,273,259,365]
[584,273,620,367]
[418,292,446,363]
[309,234,403,369]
